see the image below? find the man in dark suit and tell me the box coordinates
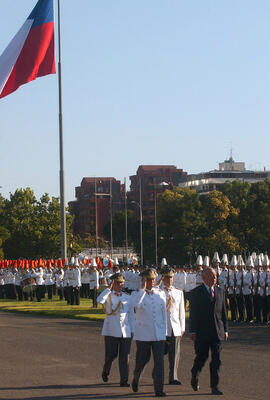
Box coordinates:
[189,266,228,395]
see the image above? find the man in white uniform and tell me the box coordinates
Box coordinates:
[131,268,167,397]
[161,267,185,385]
[97,273,134,387]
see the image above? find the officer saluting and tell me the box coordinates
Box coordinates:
[131,268,167,397]
[97,272,134,387]
[161,266,185,385]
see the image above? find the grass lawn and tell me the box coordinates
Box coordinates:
[0,296,105,321]
[0,295,193,321]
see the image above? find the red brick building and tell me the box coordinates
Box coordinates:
[129,165,187,222]
[69,177,124,237]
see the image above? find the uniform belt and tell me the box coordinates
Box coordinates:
[90,280,95,282]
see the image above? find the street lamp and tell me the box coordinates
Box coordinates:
[94,180,113,259]
[124,178,128,262]
[154,178,158,266]
[139,177,143,265]
[131,177,143,265]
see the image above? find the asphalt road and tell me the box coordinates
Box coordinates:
[0,312,269,400]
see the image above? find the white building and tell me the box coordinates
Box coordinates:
[178,157,270,194]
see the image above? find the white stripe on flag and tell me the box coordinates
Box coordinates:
[0,19,33,95]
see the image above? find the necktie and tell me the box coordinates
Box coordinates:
[210,287,214,299]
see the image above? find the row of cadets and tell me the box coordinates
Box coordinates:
[97,265,186,397]
[214,251,270,324]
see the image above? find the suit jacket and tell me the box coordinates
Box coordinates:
[189,284,228,342]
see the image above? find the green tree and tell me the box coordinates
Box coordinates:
[221,180,253,250]
[2,188,73,258]
[157,188,205,264]
[245,180,270,252]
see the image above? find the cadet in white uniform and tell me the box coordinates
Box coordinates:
[97,273,134,387]
[71,261,81,305]
[131,268,167,397]
[161,267,185,385]
[89,265,99,308]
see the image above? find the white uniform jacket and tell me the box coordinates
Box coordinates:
[89,269,99,290]
[72,267,81,287]
[32,268,44,285]
[173,271,186,291]
[162,286,185,337]
[131,288,167,341]
[97,288,134,338]
[185,273,197,292]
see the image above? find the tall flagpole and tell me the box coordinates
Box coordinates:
[57,0,67,259]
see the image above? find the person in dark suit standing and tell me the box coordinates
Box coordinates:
[189,267,228,396]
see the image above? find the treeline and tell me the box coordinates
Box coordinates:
[104,180,270,264]
[2,180,270,262]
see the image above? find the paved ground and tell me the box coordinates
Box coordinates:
[0,312,269,400]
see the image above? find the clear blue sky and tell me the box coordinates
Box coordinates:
[1,0,270,203]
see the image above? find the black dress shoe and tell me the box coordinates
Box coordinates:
[102,372,108,382]
[169,379,182,385]
[211,387,224,395]
[155,391,166,397]
[120,382,130,387]
[191,376,199,391]
[131,379,138,392]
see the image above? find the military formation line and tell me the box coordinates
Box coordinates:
[0,251,269,325]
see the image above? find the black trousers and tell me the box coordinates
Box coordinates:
[15,285,23,301]
[46,285,53,300]
[57,287,64,300]
[253,294,262,323]
[81,283,90,298]
[89,288,98,307]
[164,333,181,382]
[243,295,253,322]
[5,284,16,299]
[236,294,245,321]
[191,337,222,389]
[228,294,237,321]
[36,285,43,302]
[71,287,80,305]
[0,285,5,299]
[259,296,269,323]
[64,287,70,303]
[103,336,131,384]
[133,340,165,394]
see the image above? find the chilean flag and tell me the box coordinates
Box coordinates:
[0,0,55,99]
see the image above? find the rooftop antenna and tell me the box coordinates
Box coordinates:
[229,142,234,161]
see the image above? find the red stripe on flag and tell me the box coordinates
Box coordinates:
[0,21,55,98]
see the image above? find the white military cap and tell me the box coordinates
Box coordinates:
[70,256,75,265]
[221,254,229,265]
[230,255,238,267]
[161,258,168,266]
[203,256,210,267]
[114,257,119,266]
[212,251,221,263]
[92,258,97,267]
[246,256,254,267]
[196,255,203,266]
[75,258,80,267]
[237,255,245,267]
